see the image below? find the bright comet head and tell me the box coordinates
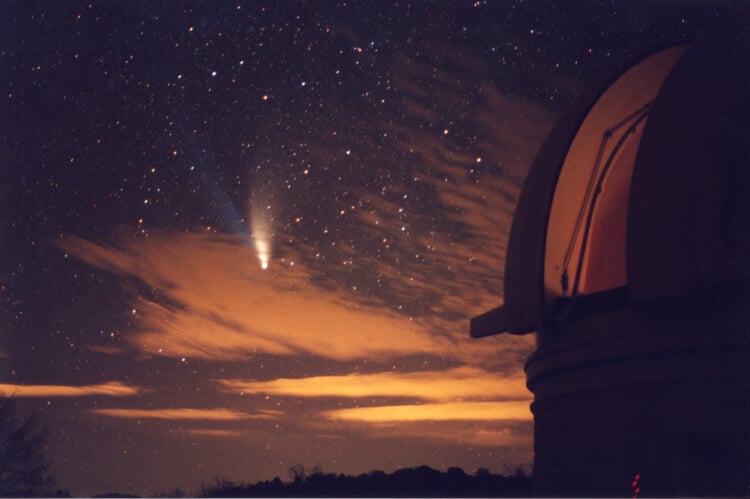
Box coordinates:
[254,236,270,270]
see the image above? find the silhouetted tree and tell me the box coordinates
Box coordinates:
[0,397,53,497]
[287,463,307,484]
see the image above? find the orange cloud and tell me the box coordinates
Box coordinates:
[0,381,140,398]
[182,429,252,438]
[217,367,530,402]
[57,233,464,362]
[324,401,532,423]
[90,407,280,421]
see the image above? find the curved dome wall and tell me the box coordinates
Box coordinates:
[628,36,750,302]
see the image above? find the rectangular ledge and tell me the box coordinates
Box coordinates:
[470,305,535,338]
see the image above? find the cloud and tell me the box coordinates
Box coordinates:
[350,86,555,324]
[57,233,467,362]
[440,425,530,447]
[182,429,253,438]
[85,345,124,355]
[0,381,140,398]
[214,366,533,449]
[331,420,532,448]
[217,367,529,402]
[285,56,556,357]
[90,407,280,421]
[323,401,531,422]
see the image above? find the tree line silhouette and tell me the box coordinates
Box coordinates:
[197,464,532,497]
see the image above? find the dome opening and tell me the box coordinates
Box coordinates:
[543,45,687,309]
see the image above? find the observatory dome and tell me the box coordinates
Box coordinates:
[471,31,750,496]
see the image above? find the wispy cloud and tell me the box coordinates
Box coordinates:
[182,428,253,438]
[324,419,532,448]
[324,401,531,422]
[217,367,529,402]
[90,407,280,421]
[57,233,483,363]
[0,381,140,398]
[85,345,124,355]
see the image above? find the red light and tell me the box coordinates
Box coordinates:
[632,472,641,499]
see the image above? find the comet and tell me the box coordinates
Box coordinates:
[250,197,272,270]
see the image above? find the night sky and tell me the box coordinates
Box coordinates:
[1,1,738,495]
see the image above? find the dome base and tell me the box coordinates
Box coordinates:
[526,290,750,496]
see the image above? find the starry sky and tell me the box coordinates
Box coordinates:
[0,1,738,495]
